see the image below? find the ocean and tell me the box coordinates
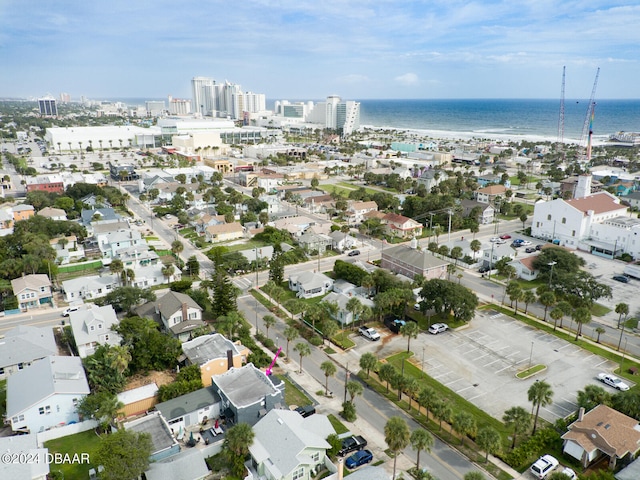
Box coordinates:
[356,98,640,144]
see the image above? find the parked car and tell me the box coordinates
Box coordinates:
[535,244,543,251]
[339,435,368,456]
[348,250,361,257]
[479,265,492,274]
[489,237,499,243]
[525,247,536,253]
[345,449,373,469]
[295,405,316,417]
[61,306,80,317]
[597,373,630,391]
[428,323,448,335]
[560,467,577,480]
[613,275,630,283]
[530,454,559,479]
[499,234,511,239]
[520,240,532,246]
[358,326,380,341]
[496,239,507,244]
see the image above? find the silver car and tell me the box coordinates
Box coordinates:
[428,323,448,335]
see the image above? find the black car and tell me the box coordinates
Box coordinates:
[295,405,316,417]
[525,247,536,253]
[478,265,491,273]
[613,275,630,283]
[348,250,360,256]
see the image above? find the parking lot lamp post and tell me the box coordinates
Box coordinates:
[548,261,557,288]
[621,338,628,371]
[343,362,350,404]
[528,341,534,370]
[422,347,425,372]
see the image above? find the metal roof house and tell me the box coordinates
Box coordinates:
[0,325,57,380]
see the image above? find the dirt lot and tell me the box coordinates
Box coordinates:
[124,370,176,390]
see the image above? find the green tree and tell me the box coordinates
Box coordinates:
[294,342,311,374]
[616,303,629,328]
[269,250,285,285]
[418,386,438,420]
[223,423,255,477]
[450,246,463,267]
[400,321,420,353]
[470,239,482,260]
[577,384,611,411]
[463,473,486,480]
[359,352,377,378]
[410,428,434,471]
[186,255,200,277]
[550,306,564,331]
[595,325,606,343]
[320,361,336,396]
[77,391,124,432]
[519,212,528,229]
[96,286,156,313]
[109,258,124,285]
[346,380,363,404]
[346,296,364,328]
[321,318,339,346]
[379,363,396,393]
[432,398,452,431]
[476,426,501,462]
[522,290,536,314]
[572,306,592,341]
[262,314,276,339]
[528,380,554,434]
[171,239,184,258]
[283,325,299,360]
[502,406,530,449]
[539,291,556,322]
[94,429,152,480]
[384,416,411,480]
[452,411,476,446]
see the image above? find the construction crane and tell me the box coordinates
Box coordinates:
[557,66,566,146]
[580,67,600,162]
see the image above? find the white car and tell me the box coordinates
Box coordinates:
[530,454,559,479]
[489,237,499,242]
[520,240,532,246]
[428,323,448,335]
[358,326,381,341]
[561,467,577,480]
[597,373,630,391]
[61,306,80,317]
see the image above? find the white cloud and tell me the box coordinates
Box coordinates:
[394,73,419,86]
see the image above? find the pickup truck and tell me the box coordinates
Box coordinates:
[339,435,368,456]
[358,326,380,341]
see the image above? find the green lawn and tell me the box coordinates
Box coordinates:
[327,414,349,434]
[276,374,312,407]
[591,303,611,317]
[319,184,355,197]
[336,182,381,196]
[44,429,103,480]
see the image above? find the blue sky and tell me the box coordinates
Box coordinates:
[0,0,638,100]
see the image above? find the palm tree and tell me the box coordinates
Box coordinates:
[283,326,299,360]
[410,428,434,471]
[432,398,452,431]
[320,361,336,396]
[223,423,255,477]
[345,297,364,329]
[418,387,437,420]
[405,378,420,410]
[452,411,476,446]
[470,239,482,260]
[595,326,606,343]
[572,307,592,341]
[400,321,420,353]
[528,380,553,434]
[577,384,611,411]
[171,239,184,258]
[359,352,377,378]
[124,269,135,287]
[522,290,536,314]
[293,342,310,374]
[539,291,556,322]
[346,380,363,404]
[502,406,530,449]
[379,363,396,393]
[161,264,175,283]
[109,259,124,285]
[262,314,276,339]
[450,246,463,267]
[476,426,501,462]
[549,306,564,331]
[321,319,339,346]
[384,416,410,480]
[616,303,630,328]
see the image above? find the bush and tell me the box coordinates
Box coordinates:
[504,427,562,469]
[340,401,357,422]
[309,336,323,347]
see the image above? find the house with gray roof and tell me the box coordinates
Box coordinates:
[155,386,221,433]
[0,325,57,380]
[211,363,285,427]
[297,229,332,252]
[247,410,335,480]
[288,271,334,299]
[381,245,448,280]
[136,290,204,342]
[321,292,374,326]
[180,334,249,386]
[11,274,53,311]
[61,274,117,303]
[97,228,144,259]
[482,243,517,268]
[145,448,210,480]
[0,433,49,480]
[6,356,90,433]
[80,207,120,225]
[329,231,357,252]
[69,304,122,358]
[122,411,179,462]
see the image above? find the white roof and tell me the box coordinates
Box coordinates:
[117,383,159,405]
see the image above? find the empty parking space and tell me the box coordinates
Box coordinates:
[416,311,620,422]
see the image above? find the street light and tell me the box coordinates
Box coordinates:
[528,341,534,370]
[548,261,557,288]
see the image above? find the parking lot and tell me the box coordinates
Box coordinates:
[358,310,624,423]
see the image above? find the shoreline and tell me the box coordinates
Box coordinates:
[358,124,610,147]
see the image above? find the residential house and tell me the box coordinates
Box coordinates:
[121,411,179,462]
[562,405,640,469]
[476,174,508,188]
[6,356,90,433]
[0,325,57,380]
[12,204,35,222]
[37,207,67,221]
[204,222,244,243]
[273,216,332,237]
[211,363,285,427]
[69,304,122,358]
[381,245,448,280]
[195,214,225,235]
[474,184,508,204]
[482,243,517,268]
[322,292,374,326]
[560,175,604,198]
[61,274,117,303]
[329,231,357,252]
[0,434,49,480]
[181,333,249,386]
[416,168,449,192]
[155,385,221,433]
[117,383,159,418]
[382,213,423,239]
[247,410,335,480]
[50,235,85,264]
[115,244,159,268]
[145,449,210,480]
[0,208,13,234]
[25,175,65,194]
[531,188,628,251]
[297,229,333,253]
[79,194,112,208]
[288,272,334,299]
[129,263,180,288]
[622,191,640,210]
[460,199,495,225]
[97,228,144,260]
[259,195,283,215]
[155,182,199,203]
[80,208,120,226]
[11,274,53,311]
[508,256,539,281]
[135,291,204,342]
[345,200,378,225]
[109,162,139,181]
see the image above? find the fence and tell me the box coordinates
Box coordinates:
[36,420,98,446]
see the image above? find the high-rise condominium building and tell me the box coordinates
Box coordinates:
[168,97,192,115]
[192,76,216,116]
[146,101,166,117]
[191,76,265,119]
[296,96,360,135]
[38,97,58,116]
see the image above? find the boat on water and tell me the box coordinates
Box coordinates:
[608,131,640,146]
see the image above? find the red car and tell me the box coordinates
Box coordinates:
[500,234,511,239]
